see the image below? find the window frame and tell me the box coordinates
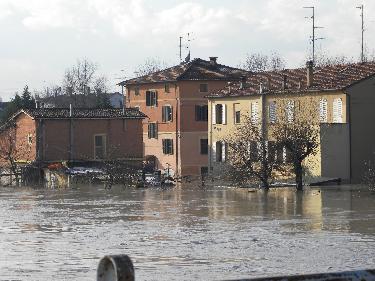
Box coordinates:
[195,105,208,121]
[94,134,106,160]
[148,122,158,139]
[200,138,208,155]
[146,90,158,107]
[162,139,174,155]
[162,105,173,123]
[199,83,209,93]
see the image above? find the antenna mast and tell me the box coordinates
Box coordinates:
[179,36,183,62]
[356,4,364,62]
[304,6,324,65]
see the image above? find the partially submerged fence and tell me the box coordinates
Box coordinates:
[97,254,375,281]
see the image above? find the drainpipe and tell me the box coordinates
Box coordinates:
[69,104,74,161]
[175,84,180,177]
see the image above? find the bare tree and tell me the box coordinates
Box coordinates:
[223,116,284,189]
[0,123,21,185]
[272,99,320,190]
[314,53,354,67]
[239,52,285,72]
[62,58,108,96]
[134,58,168,77]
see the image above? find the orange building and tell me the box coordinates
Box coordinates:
[119,57,248,177]
[0,108,146,166]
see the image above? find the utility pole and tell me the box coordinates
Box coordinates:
[356,4,364,62]
[303,6,324,65]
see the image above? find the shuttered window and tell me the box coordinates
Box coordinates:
[162,105,173,122]
[215,141,226,162]
[146,90,157,106]
[200,139,208,155]
[195,105,208,121]
[162,139,173,155]
[333,98,343,123]
[269,101,277,123]
[94,135,106,159]
[319,98,328,123]
[148,123,158,139]
[286,100,295,123]
[251,102,259,124]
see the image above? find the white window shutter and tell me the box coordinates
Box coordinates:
[337,98,342,123]
[251,102,258,123]
[269,101,276,123]
[283,146,287,164]
[222,104,227,124]
[221,141,226,162]
[212,141,216,162]
[286,100,295,123]
[333,98,342,123]
[212,104,216,125]
[319,99,328,123]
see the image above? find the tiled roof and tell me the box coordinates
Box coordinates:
[207,62,375,98]
[119,58,249,85]
[21,108,146,119]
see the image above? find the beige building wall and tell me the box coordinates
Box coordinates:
[208,91,350,180]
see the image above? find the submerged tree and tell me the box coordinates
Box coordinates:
[272,99,320,190]
[223,116,284,189]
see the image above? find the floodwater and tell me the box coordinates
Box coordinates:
[0,184,375,281]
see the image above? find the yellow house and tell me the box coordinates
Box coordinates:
[207,61,375,183]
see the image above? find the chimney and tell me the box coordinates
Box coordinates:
[227,81,232,93]
[306,60,314,87]
[69,104,73,117]
[282,74,287,90]
[239,76,246,90]
[209,56,218,66]
[259,83,264,94]
[35,100,40,109]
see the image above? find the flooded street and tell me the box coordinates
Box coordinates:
[0,184,374,281]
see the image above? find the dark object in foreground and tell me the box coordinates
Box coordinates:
[97,255,134,281]
[96,254,375,281]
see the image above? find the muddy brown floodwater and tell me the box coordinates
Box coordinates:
[0,184,374,281]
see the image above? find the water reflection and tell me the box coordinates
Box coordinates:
[0,184,374,281]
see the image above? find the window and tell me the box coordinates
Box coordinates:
[148,123,158,139]
[162,105,173,122]
[200,166,208,176]
[195,105,208,121]
[134,87,140,96]
[200,139,208,155]
[162,139,174,155]
[235,111,241,124]
[333,98,343,123]
[214,141,226,162]
[319,98,328,123]
[269,101,277,123]
[213,104,226,124]
[146,90,157,106]
[94,135,106,159]
[286,100,295,123]
[27,134,33,145]
[251,102,259,124]
[199,83,208,93]
[164,83,170,93]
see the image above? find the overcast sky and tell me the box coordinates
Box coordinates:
[0,0,374,101]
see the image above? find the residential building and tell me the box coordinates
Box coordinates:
[0,108,146,166]
[119,57,248,177]
[206,61,375,183]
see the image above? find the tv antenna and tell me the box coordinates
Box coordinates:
[179,36,183,62]
[303,6,324,65]
[356,4,365,62]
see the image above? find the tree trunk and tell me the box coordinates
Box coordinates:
[295,162,303,191]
